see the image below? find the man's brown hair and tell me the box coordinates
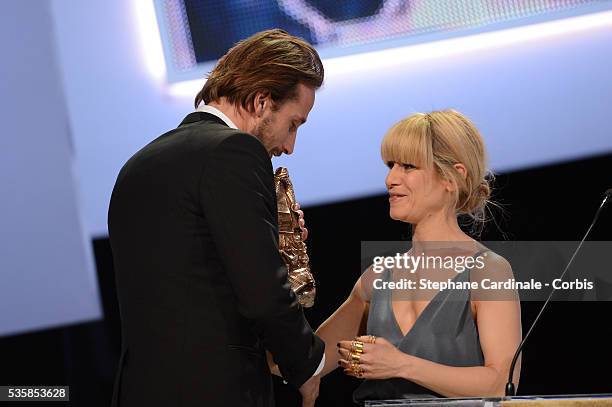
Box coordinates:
[194,29,324,110]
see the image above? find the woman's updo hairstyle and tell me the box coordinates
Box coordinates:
[381,109,493,231]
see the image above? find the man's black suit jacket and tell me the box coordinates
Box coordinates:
[108,112,324,407]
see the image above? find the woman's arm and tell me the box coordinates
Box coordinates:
[268,277,369,378]
[315,278,369,377]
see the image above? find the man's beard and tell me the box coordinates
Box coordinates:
[252,117,279,157]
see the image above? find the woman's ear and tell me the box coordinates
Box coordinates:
[453,163,468,180]
[443,163,467,193]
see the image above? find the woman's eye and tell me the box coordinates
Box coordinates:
[386,162,416,170]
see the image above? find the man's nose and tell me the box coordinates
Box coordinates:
[283,137,296,155]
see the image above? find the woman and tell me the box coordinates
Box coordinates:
[314,109,522,403]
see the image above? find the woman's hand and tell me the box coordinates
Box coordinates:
[268,350,320,406]
[266,351,282,377]
[299,374,321,407]
[338,336,410,380]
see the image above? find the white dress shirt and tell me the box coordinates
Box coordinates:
[196,104,239,129]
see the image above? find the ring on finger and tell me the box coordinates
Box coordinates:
[350,362,364,377]
[351,340,364,354]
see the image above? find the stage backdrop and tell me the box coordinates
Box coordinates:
[49,0,612,238]
[0,0,101,337]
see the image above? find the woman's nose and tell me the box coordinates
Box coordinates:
[385,164,401,188]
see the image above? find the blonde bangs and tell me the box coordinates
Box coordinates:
[381,115,432,169]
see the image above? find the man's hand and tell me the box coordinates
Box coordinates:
[298,374,320,407]
[294,203,308,241]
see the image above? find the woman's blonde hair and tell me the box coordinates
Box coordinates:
[381,109,493,230]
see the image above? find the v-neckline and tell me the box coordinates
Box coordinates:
[388,268,464,339]
[387,248,490,341]
[385,247,490,339]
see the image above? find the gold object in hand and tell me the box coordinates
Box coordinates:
[274,167,316,308]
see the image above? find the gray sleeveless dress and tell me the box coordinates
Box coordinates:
[353,250,489,404]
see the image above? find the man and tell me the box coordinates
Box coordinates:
[108,29,325,407]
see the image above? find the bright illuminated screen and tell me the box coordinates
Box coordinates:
[49,0,612,238]
[155,0,602,81]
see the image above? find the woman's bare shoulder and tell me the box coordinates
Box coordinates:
[354,264,381,304]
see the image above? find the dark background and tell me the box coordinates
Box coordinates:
[1,152,611,406]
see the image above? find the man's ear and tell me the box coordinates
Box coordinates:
[253,92,271,117]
